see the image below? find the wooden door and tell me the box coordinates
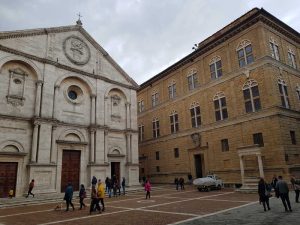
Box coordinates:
[111,162,120,181]
[0,162,18,198]
[61,150,80,192]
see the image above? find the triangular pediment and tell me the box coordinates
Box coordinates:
[0,25,138,88]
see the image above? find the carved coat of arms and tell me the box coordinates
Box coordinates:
[63,36,91,65]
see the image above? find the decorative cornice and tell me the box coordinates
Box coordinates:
[139,8,300,90]
[56,140,88,145]
[0,44,138,90]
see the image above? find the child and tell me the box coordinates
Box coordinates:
[145,179,151,199]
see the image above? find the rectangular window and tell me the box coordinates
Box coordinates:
[221,139,229,152]
[270,42,280,60]
[190,106,201,127]
[278,83,290,108]
[210,60,222,79]
[138,100,145,113]
[168,83,176,99]
[237,44,253,68]
[138,125,144,142]
[214,97,228,121]
[253,133,264,147]
[151,93,159,107]
[174,148,179,158]
[170,113,179,133]
[156,166,160,172]
[187,73,198,90]
[290,131,296,145]
[156,151,160,160]
[152,119,160,138]
[288,52,297,69]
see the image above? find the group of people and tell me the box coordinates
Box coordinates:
[102,175,126,198]
[258,175,300,212]
[174,177,185,190]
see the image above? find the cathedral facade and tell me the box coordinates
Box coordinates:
[0,22,139,197]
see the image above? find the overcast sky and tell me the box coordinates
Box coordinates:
[0,0,299,84]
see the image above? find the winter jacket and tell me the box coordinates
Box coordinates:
[64,185,73,200]
[97,183,105,198]
[144,182,151,192]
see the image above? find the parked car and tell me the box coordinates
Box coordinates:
[193,174,223,191]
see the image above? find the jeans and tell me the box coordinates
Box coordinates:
[279,193,292,211]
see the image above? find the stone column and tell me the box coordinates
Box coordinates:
[31,122,40,162]
[34,81,43,117]
[50,125,57,163]
[125,103,131,129]
[257,154,264,178]
[90,129,95,163]
[104,96,108,126]
[52,85,59,119]
[104,129,108,163]
[125,132,132,163]
[239,155,245,186]
[91,95,96,124]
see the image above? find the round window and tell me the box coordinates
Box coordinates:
[68,90,78,100]
[13,78,22,84]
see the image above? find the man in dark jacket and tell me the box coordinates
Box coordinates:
[64,183,75,211]
[275,176,292,212]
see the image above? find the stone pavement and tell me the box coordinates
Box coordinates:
[0,184,147,208]
[174,192,300,225]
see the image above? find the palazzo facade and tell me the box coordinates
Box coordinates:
[137,8,300,186]
[0,21,139,197]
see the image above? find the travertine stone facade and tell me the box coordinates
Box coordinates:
[0,23,139,197]
[137,8,300,186]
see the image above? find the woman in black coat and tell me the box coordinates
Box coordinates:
[258,178,270,211]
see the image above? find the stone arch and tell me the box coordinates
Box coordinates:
[58,128,87,142]
[104,85,128,102]
[54,73,96,96]
[0,140,25,152]
[0,55,42,81]
[108,146,124,155]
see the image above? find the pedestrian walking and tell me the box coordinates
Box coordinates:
[26,179,35,198]
[121,177,126,195]
[179,177,185,190]
[271,174,278,190]
[97,179,105,211]
[290,175,300,203]
[90,185,101,214]
[258,178,271,211]
[79,184,86,210]
[107,178,112,198]
[64,183,75,211]
[174,177,179,190]
[145,179,151,199]
[105,177,109,192]
[91,176,97,187]
[275,175,292,212]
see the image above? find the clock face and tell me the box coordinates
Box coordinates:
[63,36,91,65]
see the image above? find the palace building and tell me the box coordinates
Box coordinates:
[0,20,139,197]
[137,8,300,187]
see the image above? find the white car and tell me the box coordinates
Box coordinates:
[193,174,223,191]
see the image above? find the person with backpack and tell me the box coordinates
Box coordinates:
[258,178,271,211]
[79,184,86,210]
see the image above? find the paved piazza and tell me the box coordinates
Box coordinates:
[0,186,299,225]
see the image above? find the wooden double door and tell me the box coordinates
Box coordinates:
[111,162,120,181]
[0,162,18,198]
[61,150,81,192]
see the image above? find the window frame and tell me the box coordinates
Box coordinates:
[278,78,290,109]
[187,70,198,90]
[242,79,261,113]
[170,111,179,134]
[288,49,297,69]
[151,92,159,107]
[236,40,254,68]
[213,92,228,121]
[174,148,179,158]
[155,151,160,160]
[210,56,223,79]
[138,124,144,142]
[253,133,264,147]
[190,103,201,128]
[168,83,176,99]
[152,118,160,138]
[290,131,296,145]
[269,38,280,61]
[221,139,229,152]
[138,100,145,113]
